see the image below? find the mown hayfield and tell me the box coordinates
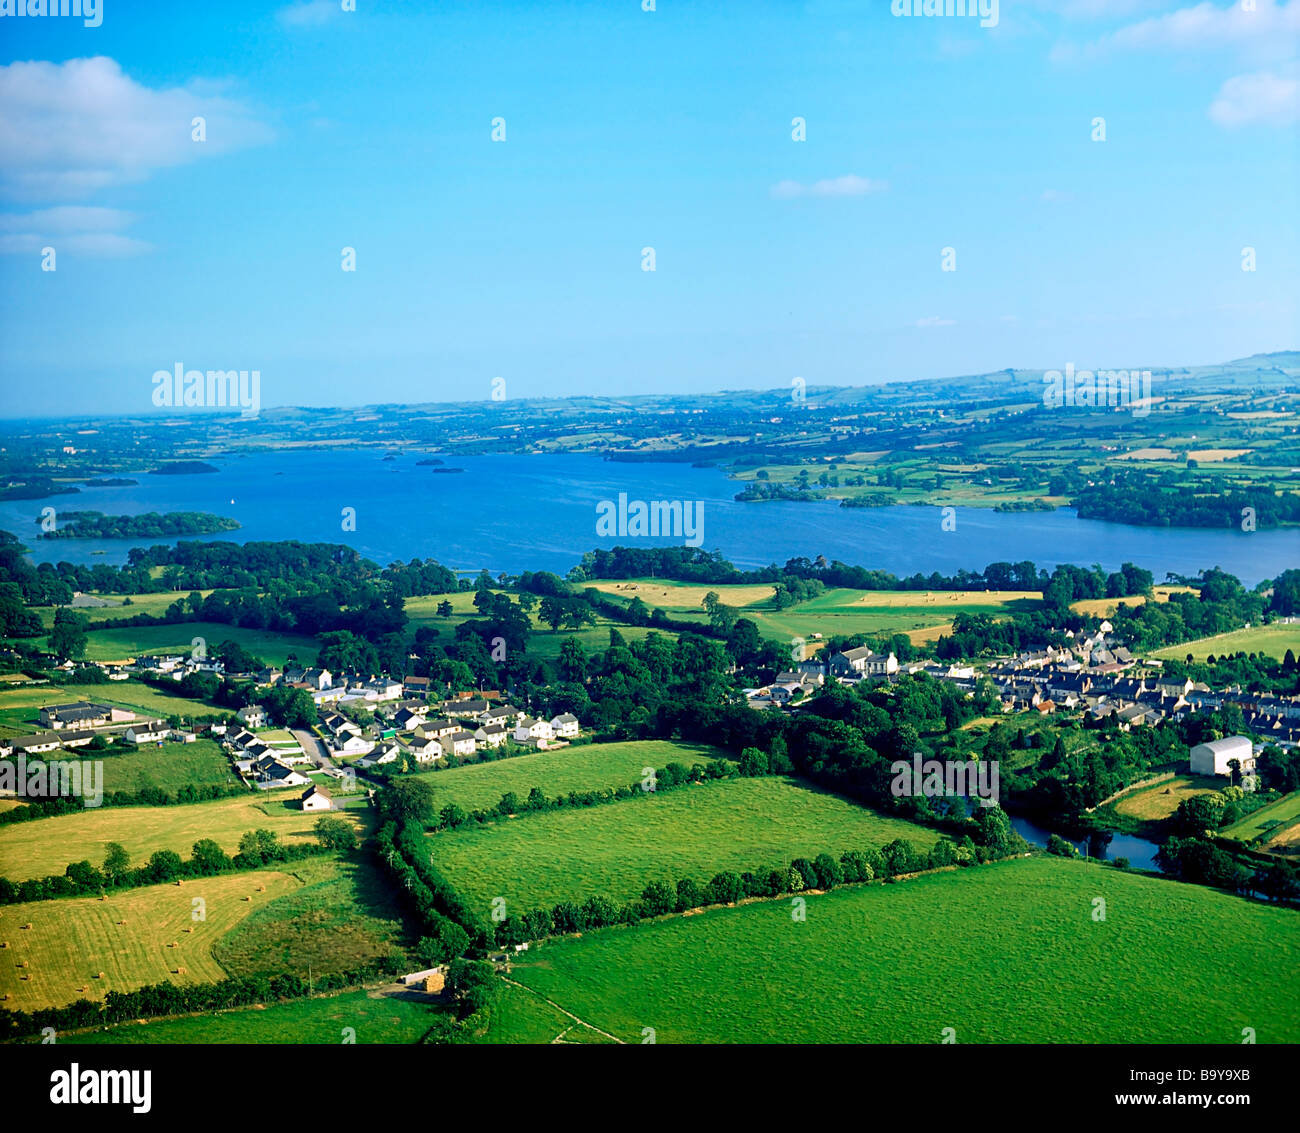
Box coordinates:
[0,870,300,1012]
[429,777,937,911]
[1111,776,1222,824]
[589,580,1034,647]
[69,623,319,667]
[9,739,238,798]
[212,857,411,981]
[477,980,618,1045]
[415,740,722,813]
[65,987,444,1045]
[35,592,213,629]
[1222,791,1300,847]
[508,856,1300,1043]
[1069,586,1196,617]
[0,795,366,883]
[1153,622,1300,662]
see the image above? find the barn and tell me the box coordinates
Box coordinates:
[1189,735,1254,778]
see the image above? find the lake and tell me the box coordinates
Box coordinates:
[1009,814,1161,872]
[3,449,1295,584]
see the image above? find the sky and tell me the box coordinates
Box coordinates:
[0,0,1296,418]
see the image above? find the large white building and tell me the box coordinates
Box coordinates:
[1189,735,1255,778]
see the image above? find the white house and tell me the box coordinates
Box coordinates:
[125,722,169,744]
[301,785,333,812]
[549,713,580,739]
[828,647,898,679]
[514,717,554,743]
[408,736,444,764]
[357,743,401,768]
[1190,735,1256,778]
[475,723,508,749]
[441,730,478,757]
[332,733,375,757]
[236,705,270,729]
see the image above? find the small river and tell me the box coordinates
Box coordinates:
[1009,814,1161,872]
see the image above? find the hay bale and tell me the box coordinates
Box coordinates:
[176,967,187,975]
[95,972,104,979]
[117,920,126,926]
[21,923,32,930]
[242,895,252,902]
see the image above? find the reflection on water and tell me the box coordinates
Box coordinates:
[1009,813,1160,872]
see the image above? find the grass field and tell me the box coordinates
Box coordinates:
[1152,622,1300,662]
[404,593,675,660]
[0,795,366,883]
[1069,586,1196,617]
[212,857,412,981]
[34,592,213,628]
[415,739,722,813]
[67,622,320,667]
[429,777,938,911]
[507,856,1300,1043]
[587,580,1037,647]
[6,738,239,797]
[1222,791,1300,851]
[0,680,223,738]
[0,870,301,1012]
[1110,776,1222,825]
[64,988,445,1045]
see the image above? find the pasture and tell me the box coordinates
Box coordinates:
[1110,776,1223,825]
[0,794,366,883]
[428,776,938,911]
[0,680,221,737]
[70,623,319,667]
[1152,622,1300,662]
[508,856,1300,1043]
[1222,791,1300,851]
[415,739,722,813]
[0,870,301,1012]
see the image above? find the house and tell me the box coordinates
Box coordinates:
[322,713,361,739]
[227,729,257,750]
[481,705,524,728]
[301,668,333,690]
[474,723,508,748]
[408,736,444,764]
[332,733,374,757]
[1190,735,1256,778]
[357,743,401,768]
[828,647,898,679]
[441,730,478,757]
[445,696,490,718]
[393,707,427,732]
[38,701,118,730]
[236,705,270,729]
[12,731,73,754]
[550,713,580,739]
[124,722,170,744]
[365,678,402,701]
[310,687,346,706]
[403,675,431,698]
[301,785,333,812]
[253,755,311,788]
[416,718,459,740]
[514,717,554,744]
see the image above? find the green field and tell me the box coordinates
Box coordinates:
[507,856,1300,1043]
[587,580,1036,645]
[404,592,673,660]
[1222,791,1300,850]
[0,680,223,738]
[67,622,320,667]
[0,795,366,883]
[415,739,721,813]
[64,988,445,1045]
[0,870,302,1012]
[34,592,213,628]
[2,738,238,797]
[429,776,938,912]
[1153,622,1300,662]
[212,856,412,981]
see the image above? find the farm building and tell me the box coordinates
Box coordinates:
[1189,735,1255,777]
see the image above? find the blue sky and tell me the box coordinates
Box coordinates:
[0,0,1296,417]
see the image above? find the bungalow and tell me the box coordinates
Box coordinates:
[357,743,401,768]
[828,647,898,679]
[236,705,270,729]
[12,731,75,754]
[550,713,580,739]
[322,713,361,738]
[301,785,333,812]
[441,730,478,757]
[38,702,116,730]
[253,755,311,788]
[125,722,170,744]
[332,733,375,757]
[393,706,428,732]
[474,723,508,749]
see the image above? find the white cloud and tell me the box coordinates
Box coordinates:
[277,1,342,27]
[1209,67,1300,124]
[1055,0,1300,60]
[771,175,888,199]
[0,57,273,199]
[0,206,149,256]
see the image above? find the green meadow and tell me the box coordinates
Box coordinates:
[508,855,1300,1044]
[415,739,722,813]
[1153,621,1300,662]
[428,776,938,911]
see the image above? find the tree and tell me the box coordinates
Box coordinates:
[103,842,130,879]
[436,599,454,618]
[147,850,184,883]
[49,608,89,661]
[380,778,436,827]
[314,816,357,851]
[558,637,587,683]
[190,838,230,874]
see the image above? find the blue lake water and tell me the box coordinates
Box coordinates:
[3,450,1296,584]
[1009,814,1160,872]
